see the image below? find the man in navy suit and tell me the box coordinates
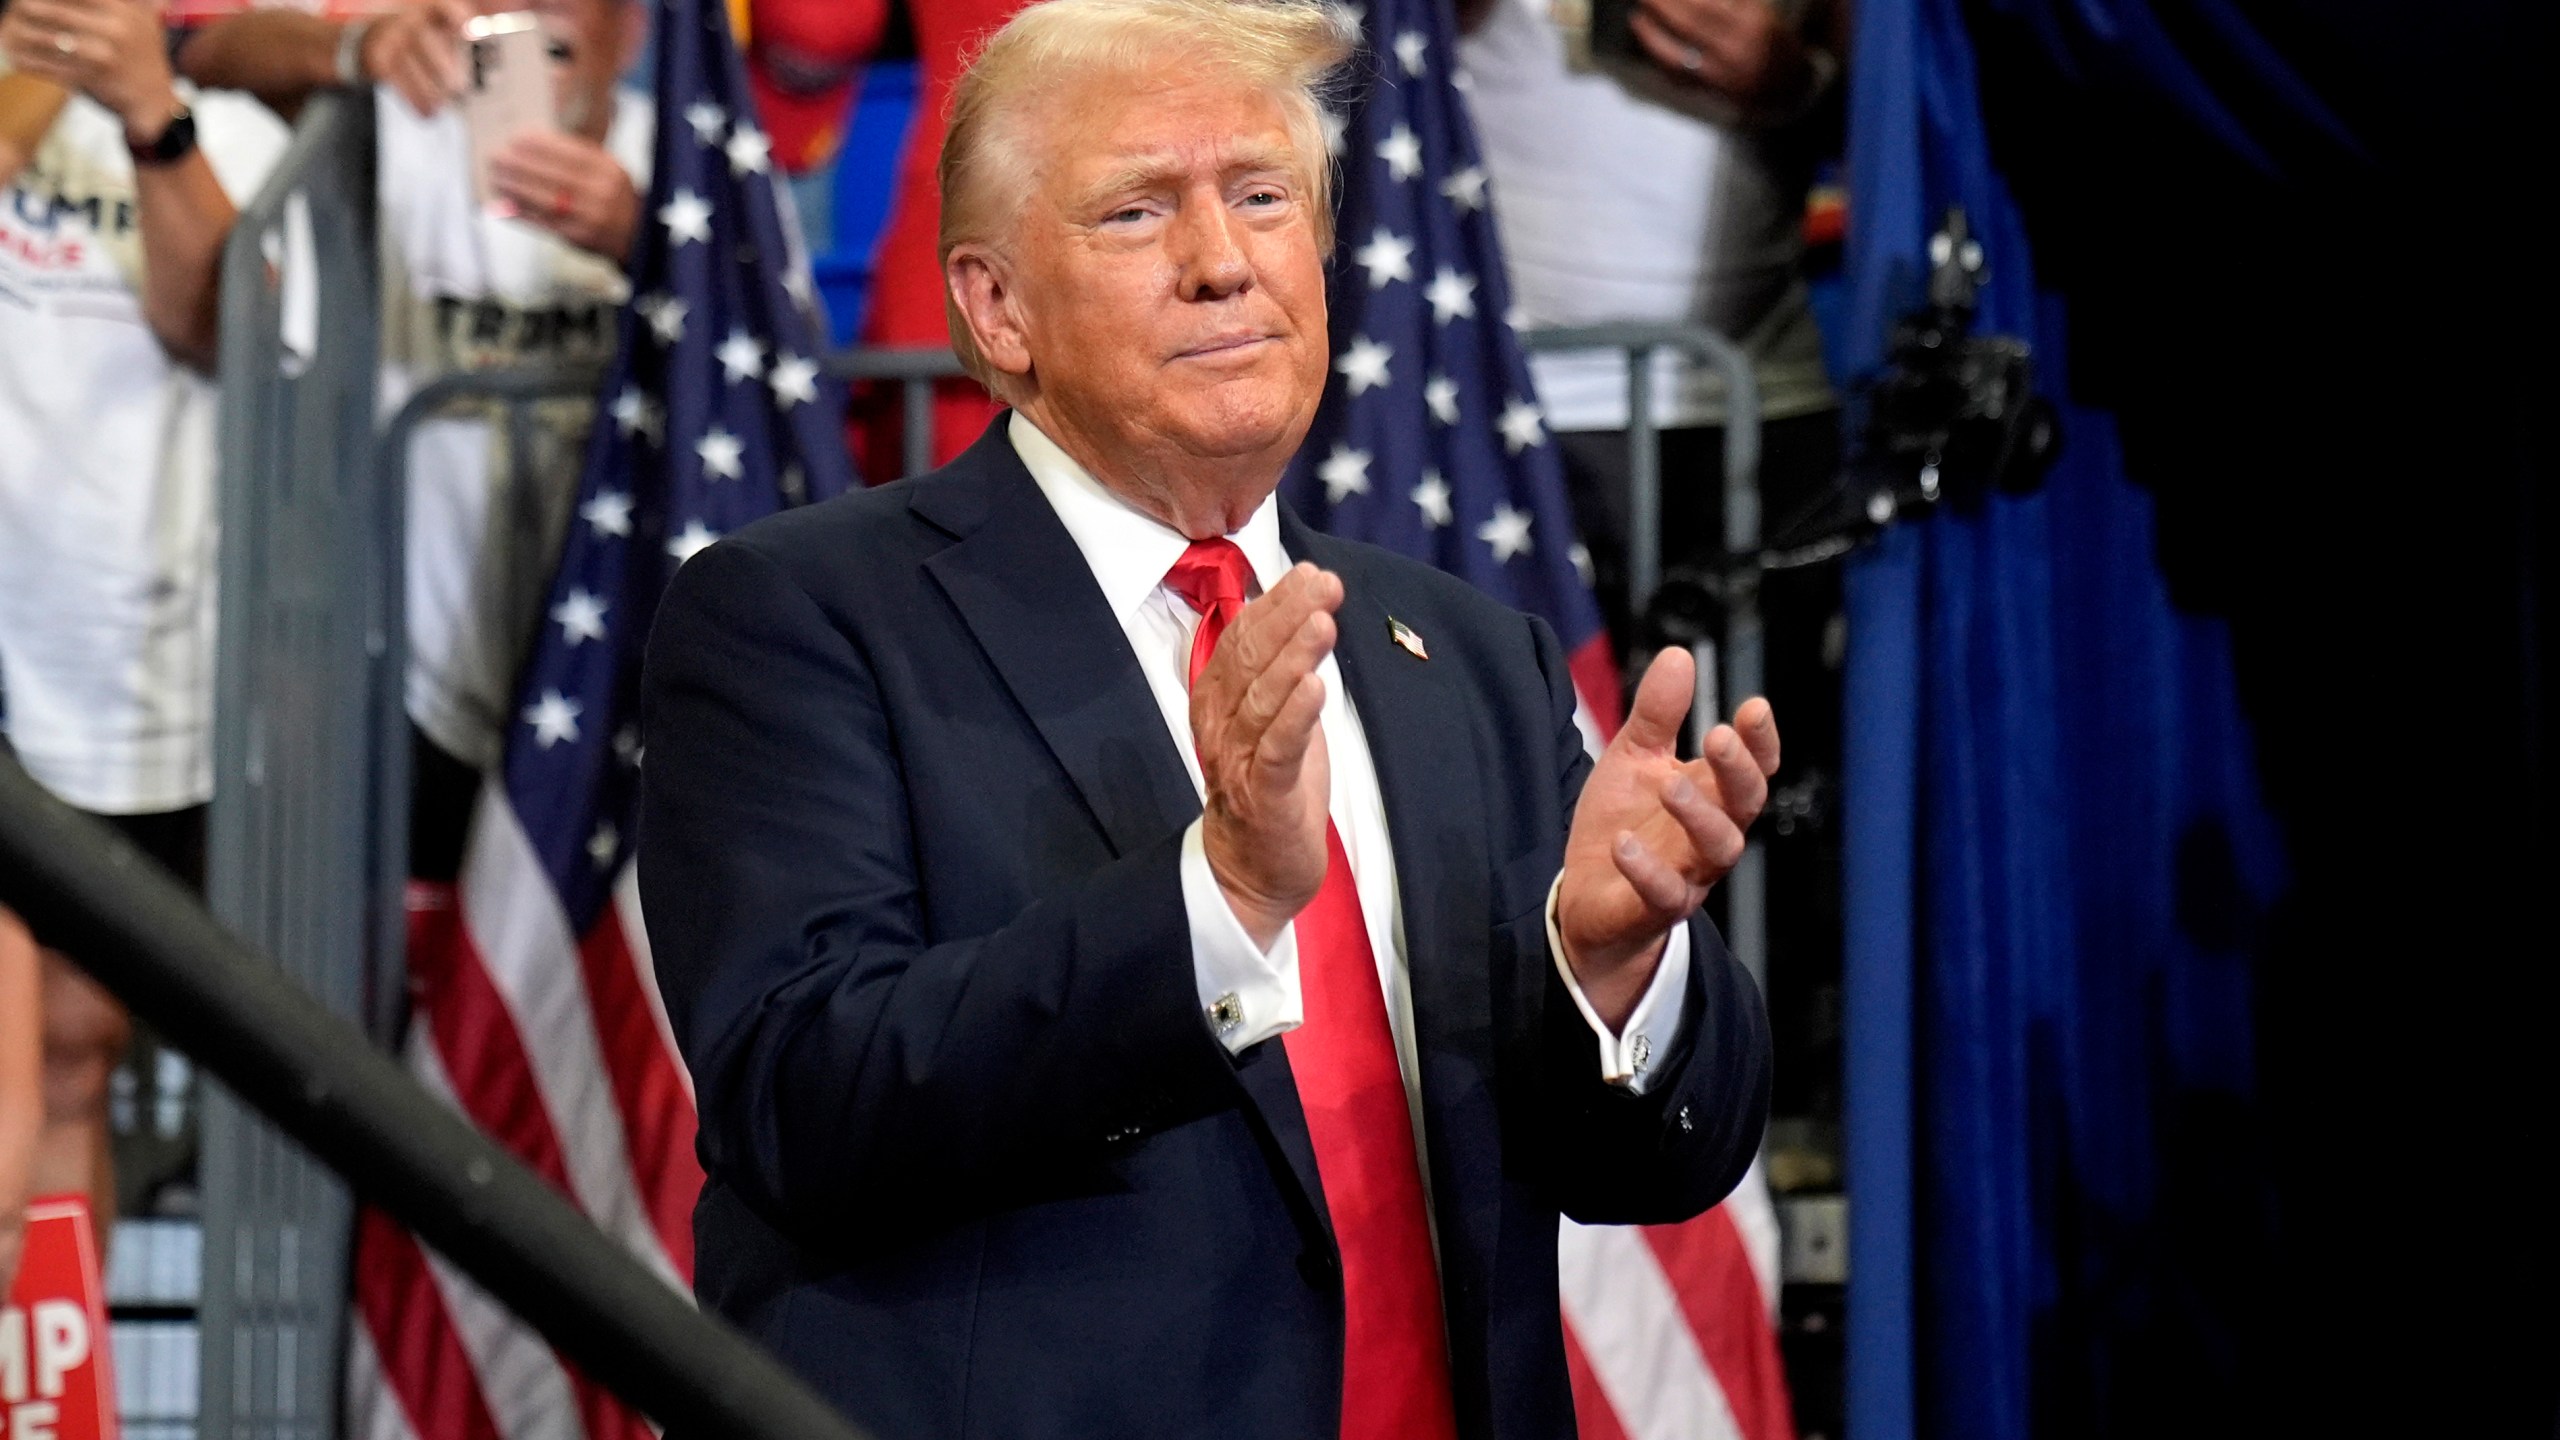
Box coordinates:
[638,0,1778,1435]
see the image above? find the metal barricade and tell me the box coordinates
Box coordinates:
[1517,324,1769,989]
[202,89,383,1440]
[824,345,971,480]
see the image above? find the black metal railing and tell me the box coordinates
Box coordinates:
[0,757,872,1440]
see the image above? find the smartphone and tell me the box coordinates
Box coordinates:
[459,11,556,218]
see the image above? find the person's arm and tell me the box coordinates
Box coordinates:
[0,0,236,368]
[638,539,1243,1238]
[176,0,469,123]
[1532,618,1773,1224]
[0,907,42,1296]
[0,69,68,188]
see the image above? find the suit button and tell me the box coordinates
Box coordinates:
[1298,1248,1341,1291]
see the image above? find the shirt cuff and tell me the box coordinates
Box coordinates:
[1180,817,1302,1054]
[1545,873,1692,1094]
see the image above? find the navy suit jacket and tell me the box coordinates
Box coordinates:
[638,422,1771,1440]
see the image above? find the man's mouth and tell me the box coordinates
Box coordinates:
[1175,332,1276,361]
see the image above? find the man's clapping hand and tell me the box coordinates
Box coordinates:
[1557,647,1779,1028]
[1194,563,1343,952]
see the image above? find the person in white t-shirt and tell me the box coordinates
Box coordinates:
[1460,0,1843,653]
[0,0,288,1244]
[185,0,653,877]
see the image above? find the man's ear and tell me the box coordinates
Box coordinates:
[947,246,1034,388]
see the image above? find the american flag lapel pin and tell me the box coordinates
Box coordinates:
[1388,616,1429,661]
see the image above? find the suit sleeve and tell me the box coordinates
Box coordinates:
[638,539,1237,1236]
[1517,615,1773,1226]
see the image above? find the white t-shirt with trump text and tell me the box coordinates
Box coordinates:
[0,87,288,814]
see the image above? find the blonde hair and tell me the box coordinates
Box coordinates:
[938,0,1355,400]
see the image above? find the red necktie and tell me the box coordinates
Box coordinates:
[1164,539,1459,1440]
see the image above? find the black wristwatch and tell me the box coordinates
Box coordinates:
[127,104,198,167]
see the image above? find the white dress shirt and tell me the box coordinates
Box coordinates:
[1012,416,1691,1107]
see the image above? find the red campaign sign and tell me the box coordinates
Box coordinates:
[1,1197,118,1440]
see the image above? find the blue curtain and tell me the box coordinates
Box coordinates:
[1837,0,2294,1434]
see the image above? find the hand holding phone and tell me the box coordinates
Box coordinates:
[460,10,555,217]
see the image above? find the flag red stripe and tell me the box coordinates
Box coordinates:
[576,906,703,1277]
[1642,1208,1797,1440]
[353,1208,506,1440]
[1567,633,1624,739]
[409,887,581,1200]
[404,885,666,1440]
[1561,1319,1635,1440]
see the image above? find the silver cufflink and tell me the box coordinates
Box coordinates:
[1208,993,1243,1035]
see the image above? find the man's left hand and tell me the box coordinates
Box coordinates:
[1556,647,1779,1029]
[491,131,639,263]
[0,0,182,144]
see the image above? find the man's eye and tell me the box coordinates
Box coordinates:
[1108,207,1150,224]
[1243,190,1284,207]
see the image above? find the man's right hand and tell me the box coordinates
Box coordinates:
[360,0,473,117]
[1191,563,1342,952]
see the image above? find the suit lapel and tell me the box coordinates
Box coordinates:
[916,434,1338,1252]
[917,428,1201,858]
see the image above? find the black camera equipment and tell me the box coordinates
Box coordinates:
[1635,206,2062,651]
[1848,205,2059,528]
[1761,204,2061,561]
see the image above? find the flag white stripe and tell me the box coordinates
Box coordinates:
[402,1033,585,1440]
[347,1318,436,1440]
[1571,696,1608,760]
[420,1247,585,1440]
[613,864,693,1104]
[344,1315,430,1440]
[1724,1161,1784,1317]
[460,791,682,1288]
[1560,1219,1744,1440]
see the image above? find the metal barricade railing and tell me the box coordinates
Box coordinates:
[0,760,876,1440]
[1518,323,1769,989]
[203,97,876,1440]
[365,364,605,1029]
[204,88,383,1440]
[823,345,971,480]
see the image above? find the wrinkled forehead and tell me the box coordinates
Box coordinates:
[1014,66,1317,200]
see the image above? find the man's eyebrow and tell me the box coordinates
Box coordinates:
[1075,145,1303,208]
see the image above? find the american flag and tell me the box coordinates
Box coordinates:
[346,0,853,1432]
[1281,5,1795,1439]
